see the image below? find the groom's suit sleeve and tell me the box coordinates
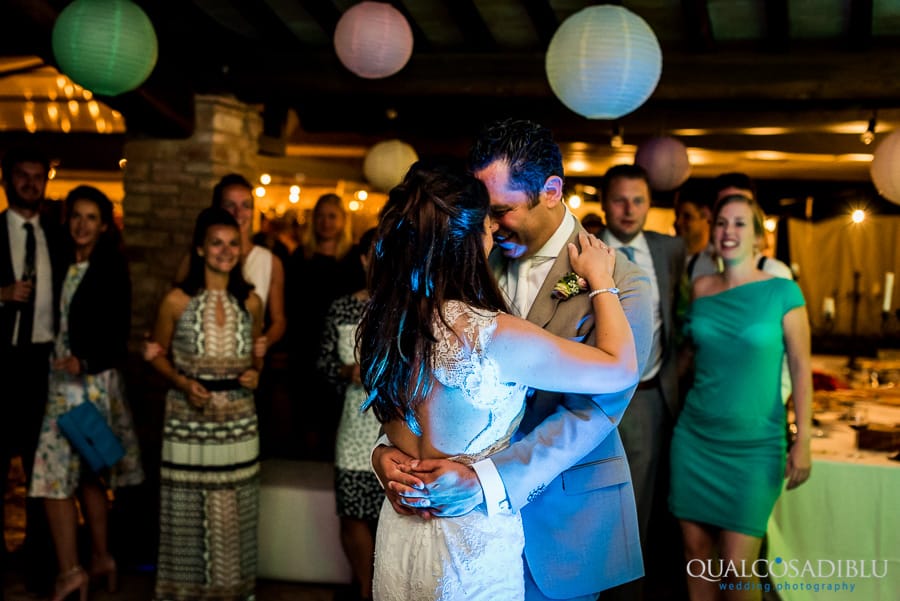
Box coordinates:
[478,255,653,513]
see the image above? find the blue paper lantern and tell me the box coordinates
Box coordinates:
[545,6,662,120]
[52,0,158,96]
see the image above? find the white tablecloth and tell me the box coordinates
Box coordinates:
[766,401,900,601]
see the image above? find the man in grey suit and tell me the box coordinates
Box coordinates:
[599,164,685,600]
[374,120,653,600]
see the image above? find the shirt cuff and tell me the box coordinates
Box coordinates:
[472,458,511,516]
[370,433,393,489]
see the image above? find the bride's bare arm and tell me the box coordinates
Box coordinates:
[491,232,638,395]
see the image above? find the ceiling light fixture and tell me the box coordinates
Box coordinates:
[861,111,877,145]
[610,124,624,148]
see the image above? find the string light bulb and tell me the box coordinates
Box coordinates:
[861,112,877,145]
[610,123,624,148]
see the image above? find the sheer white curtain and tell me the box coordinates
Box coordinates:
[789,215,900,335]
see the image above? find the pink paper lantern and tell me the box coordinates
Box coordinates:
[334,2,413,79]
[634,136,692,191]
[870,129,900,205]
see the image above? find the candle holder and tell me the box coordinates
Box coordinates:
[847,272,862,369]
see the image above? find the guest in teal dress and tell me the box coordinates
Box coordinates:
[670,193,812,600]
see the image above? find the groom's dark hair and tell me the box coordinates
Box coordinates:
[467,118,564,208]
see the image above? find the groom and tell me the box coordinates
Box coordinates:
[374,119,653,600]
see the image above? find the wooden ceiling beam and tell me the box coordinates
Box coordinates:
[387,2,432,52]
[764,0,790,52]
[680,0,714,52]
[293,0,342,37]
[439,0,497,51]
[848,0,873,51]
[219,0,304,48]
[520,0,558,47]
[225,49,900,104]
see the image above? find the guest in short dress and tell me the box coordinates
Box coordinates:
[317,228,381,601]
[670,193,812,600]
[29,185,143,601]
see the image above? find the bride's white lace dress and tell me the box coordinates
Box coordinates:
[373,301,528,601]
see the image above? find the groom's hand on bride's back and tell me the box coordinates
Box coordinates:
[397,459,484,518]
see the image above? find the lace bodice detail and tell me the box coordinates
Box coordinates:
[431,301,527,457]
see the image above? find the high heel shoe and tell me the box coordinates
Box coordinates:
[89,554,118,594]
[51,565,88,601]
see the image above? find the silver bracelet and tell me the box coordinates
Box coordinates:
[588,287,620,298]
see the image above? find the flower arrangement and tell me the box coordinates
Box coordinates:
[551,272,588,300]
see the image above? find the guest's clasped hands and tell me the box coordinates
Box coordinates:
[141,332,261,409]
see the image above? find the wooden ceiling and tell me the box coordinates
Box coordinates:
[3,0,900,185]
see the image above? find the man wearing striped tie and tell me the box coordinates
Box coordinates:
[600,164,685,601]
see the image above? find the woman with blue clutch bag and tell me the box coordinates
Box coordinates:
[28,185,144,601]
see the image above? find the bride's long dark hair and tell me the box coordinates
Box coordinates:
[359,161,508,431]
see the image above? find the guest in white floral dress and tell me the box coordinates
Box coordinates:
[28,185,143,601]
[317,227,381,601]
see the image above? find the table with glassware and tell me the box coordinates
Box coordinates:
[765,356,900,601]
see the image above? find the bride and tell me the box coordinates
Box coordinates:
[358,162,638,600]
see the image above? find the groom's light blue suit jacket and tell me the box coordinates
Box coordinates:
[489,224,653,598]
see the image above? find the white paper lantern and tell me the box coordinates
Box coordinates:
[545,5,662,120]
[364,140,418,192]
[870,129,900,205]
[634,136,692,191]
[334,2,413,79]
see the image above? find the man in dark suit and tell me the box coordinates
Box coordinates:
[600,164,685,600]
[0,147,60,595]
[374,120,653,600]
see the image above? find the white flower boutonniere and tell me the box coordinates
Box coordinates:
[551,272,588,300]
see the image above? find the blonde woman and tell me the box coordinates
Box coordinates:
[670,194,812,601]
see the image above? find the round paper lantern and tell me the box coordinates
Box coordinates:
[634,136,692,191]
[363,140,418,192]
[52,0,158,96]
[546,6,662,120]
[870,129,900,205]
[334,2,413,79]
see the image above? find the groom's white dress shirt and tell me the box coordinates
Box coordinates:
[472,211,576,515]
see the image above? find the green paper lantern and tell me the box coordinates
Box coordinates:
[52,0,158,96]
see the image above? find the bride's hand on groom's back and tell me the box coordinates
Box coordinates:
[374,446,425,517]
[398,459,484,518]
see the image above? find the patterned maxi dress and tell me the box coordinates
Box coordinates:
[154,289,259,601]
[29,261,143,498]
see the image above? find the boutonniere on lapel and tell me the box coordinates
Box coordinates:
[551,272,587,300]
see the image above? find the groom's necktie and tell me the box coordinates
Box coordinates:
[511,257,533,317]
[17,222,36,346]
[620,246,636,262]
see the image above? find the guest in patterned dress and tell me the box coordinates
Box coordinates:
[149,207,264,601]
[317,227,381,601]
[28,185,144,601]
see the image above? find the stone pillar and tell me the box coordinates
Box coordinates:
[122,94,261,342]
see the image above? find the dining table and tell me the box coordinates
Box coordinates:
[765,356,900,601]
